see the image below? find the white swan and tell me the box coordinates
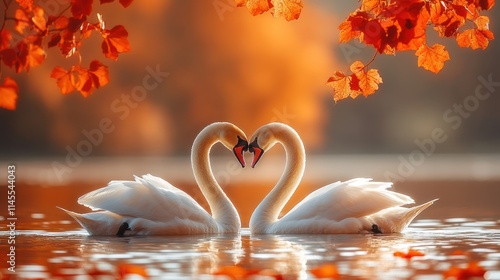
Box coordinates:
[248,122,437,234]
[59,122,248,236]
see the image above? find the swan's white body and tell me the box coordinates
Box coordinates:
[60,122,247,236]
[249,123,437,234]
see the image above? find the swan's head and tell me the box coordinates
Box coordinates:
[219,123,249,168]
[248,123,284,168]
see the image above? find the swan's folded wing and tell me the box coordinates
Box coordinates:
[77,174,213,223]
[281,178,415,222]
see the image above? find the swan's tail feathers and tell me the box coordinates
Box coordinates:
[57,207,91,232]
[57,207,124,236]
[371,199,438,233]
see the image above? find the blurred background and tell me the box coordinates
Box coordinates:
[0,1,499,225]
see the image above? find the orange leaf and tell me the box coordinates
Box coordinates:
[443,261,487,280]
[456,28,494,50]
[350,61,383,96]
[270,0,303,21]
[245,0,272,16]
[0,77,19,110]
[51,66,75,94]
[327,71,357,102]
[474,15,490,31]
[338,11,368,43]
[16,0,34,10]
[415,43,450,73]
[32,6,47,31]
[213,265,248,279]
[88,60,110,89]
[309,264,339,279]
[101,25,131,60]
[14,9,30,34]
[25,44,45,71]
[118,264,148,278]
[393,249,425,259]
[361,0,384,15]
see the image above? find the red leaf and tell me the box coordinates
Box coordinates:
[0,30,12,51]
[50,66,75,94]
[0,77,19,110]
[88,60,110,89]
[101,25,131,60]
[338,11,369,43]
[119,0,134,8]
[1,42,28,73]
[71,0,93,19]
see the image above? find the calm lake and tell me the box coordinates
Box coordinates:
[1,156,500,279]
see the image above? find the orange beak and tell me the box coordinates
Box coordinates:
[248,138,264,168]
[232,136,248,168]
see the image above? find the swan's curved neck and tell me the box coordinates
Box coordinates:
[191,128,240,232]
[250,126,306,232]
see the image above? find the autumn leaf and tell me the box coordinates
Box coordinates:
[16,0,34,11]
[309,264,340,279]
[244,0,272,16]
[415,43,450,73]
[101,25,131,60]
[71,0,92,19]
[118,264,148,278]
[25,44,45,70]
[338,11,368,43]
[270,0,303,21]
[88,60,110,89]
[361,0,384,14]
[50,60,109,97]
[51,66,75,94]
[14,8,30,34]
[327,71,356,102]
[32,6,47,31]
[0,77,19,110]
[443,261,487,280]
[0,30,12,51]
[393,249,425,259]
[456,29,494,50]
[213,265,248,278]
[235,0,303,20]
[350,60,383,96]
[1,41,45,73]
